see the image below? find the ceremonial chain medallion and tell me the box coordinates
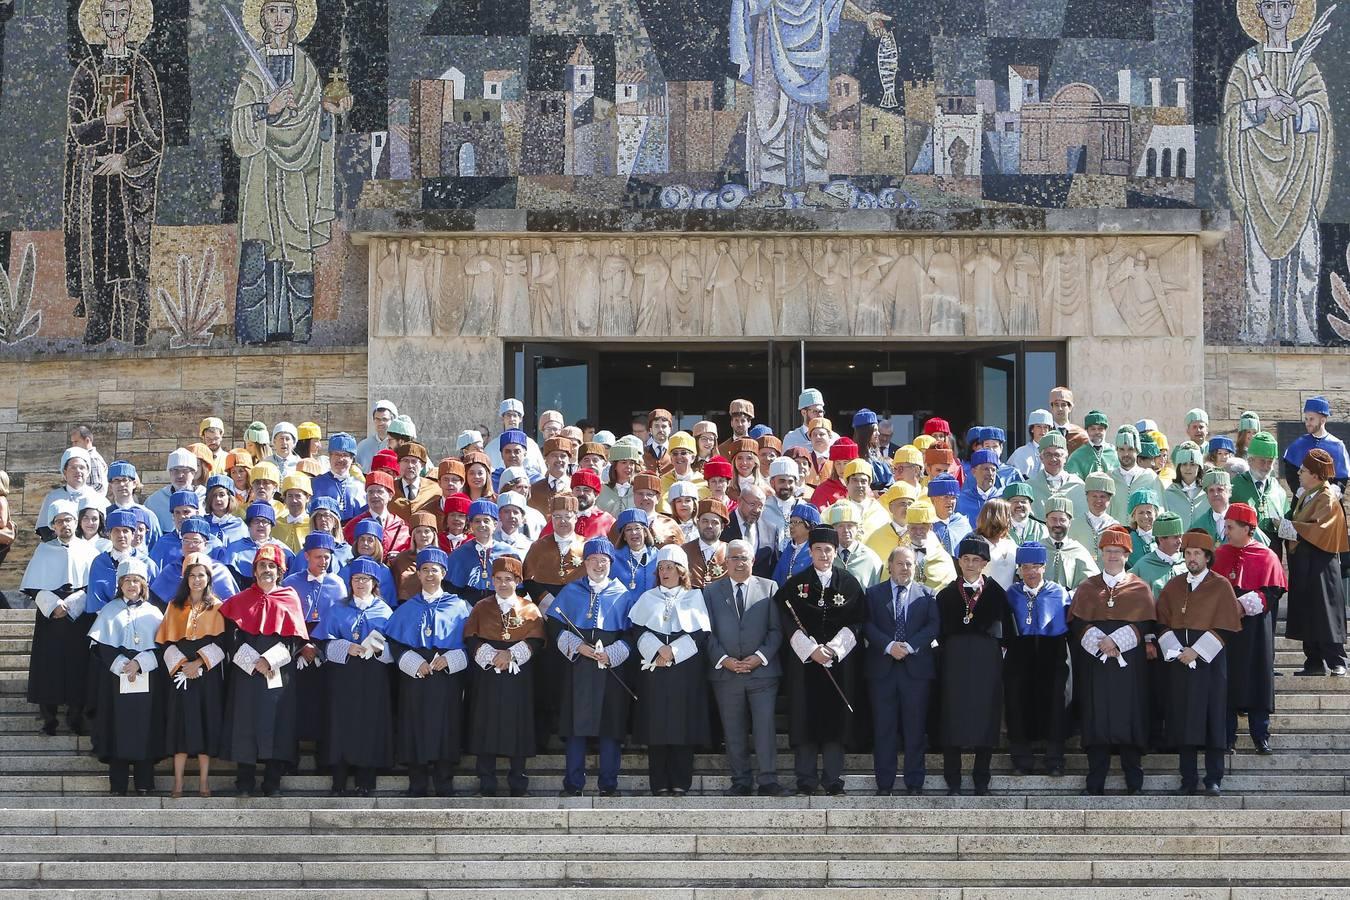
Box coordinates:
[501,607,523,640]
[706,558,726,580]
[957,580,979,624]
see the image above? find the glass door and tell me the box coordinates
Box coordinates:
[521,343,598,429]
[971,344,1019,440]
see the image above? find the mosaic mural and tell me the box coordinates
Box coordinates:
[0,0,1347,349]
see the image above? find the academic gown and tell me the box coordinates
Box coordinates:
[87,599,165,764]
[1068,574,1155,748]
[22,538,100,709]
[155,600,228,757]
[935,578,1016,750]
[1285,486,1350,645]
[318,597,395,769]
[772,541,813,587]
[150,555,238,608]
[1041,537,1100,590]
[219,585,308,765]
[775,567,866,746]
[214,537,294,589]
[88,550,159,615]
[1216,542,1286,718]
[629,587,712,747]
[445,539,522,602]
[1008,517,1049,548]
[1130,550,1186,598]
[1156,573,1243,750]
[612,545,658,595]
[281,571,347,743]
[1003,580,1072,747]
[463,595,546,759]
[385,591,472,764]
[336,557,397,606]
[546,578,636,739]
[521,535,585,603]
[1230,472,1288,548]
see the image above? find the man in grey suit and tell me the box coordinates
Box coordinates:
[863,545,940,795]
[705,539,784,796]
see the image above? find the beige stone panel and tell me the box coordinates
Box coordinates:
[1275,355,1325,392]
[1067,335,1203,439]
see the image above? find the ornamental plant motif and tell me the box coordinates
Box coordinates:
[0,242,42,345]
[157,248,221,348]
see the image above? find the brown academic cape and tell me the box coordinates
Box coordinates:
[522,536,585,602]
[463,595,550,756]
[1068,573,1155,748]
[1285,485,1349,645]
[389,549,422,602]
[528,479,565,517]
[643,447,675,475]
[1155,572,1242,749]
[682,539,730,589]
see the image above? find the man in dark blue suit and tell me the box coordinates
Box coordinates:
[721,485,778,578]
[864,544,940,795]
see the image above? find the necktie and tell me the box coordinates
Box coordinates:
[840,547,851,563]
[735,583,746,618]
[653,446,663,459]
[893,584,907,643]
[405,483,414,500]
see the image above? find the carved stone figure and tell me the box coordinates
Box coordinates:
[529,239,562,337]
[775,238,814,335]
[705,240,745,335]
[881,238,925,335]
[462,239,500,335]
[1089,237,1132,336]
[812,238,848,335]
[499,239,531,336]
[924,238,963,335]
[851,239,893,335]
[400,240,440,337]
[667,243,704,336]
[1120,249,1181,336]
[599,239,635,336]
[963,238,1007,335]
[1005,239,1041,336]
[741,238,776,335]
[566,241,601,337]
[1043,237,1088,336]
[634,240,673,336]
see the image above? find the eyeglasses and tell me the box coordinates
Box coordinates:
[727,555,752,562]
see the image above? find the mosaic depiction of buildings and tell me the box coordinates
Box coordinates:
[0,0,1348,351]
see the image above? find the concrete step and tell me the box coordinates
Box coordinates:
[2,749,1349,775]
[0,770,1342,796]
[1,805,1342,834]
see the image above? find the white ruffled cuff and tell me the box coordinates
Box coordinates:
[133,650,158,674]
[790,629,818,663]
[1158,630,1183,661]
[398,649,426,678]
[327,639,353,664]
[1193,630,1224,664]
[198,643,225,670]
[825,627,856,662]
[1238,591,1265,616]
[508,641,532,665]
[163,645,187,674]
[1107,625,1138,654]
[232,643,261,674]
[109,654,130,675]
[669,634,698,664]
[637,631,663,662]
[605,640,630,667]
[1080,626,1105,656]
[557,631,582,660]
[474,643,498,670]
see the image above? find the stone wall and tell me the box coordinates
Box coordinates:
[0,348,368,575]
[1205,345,1350,432]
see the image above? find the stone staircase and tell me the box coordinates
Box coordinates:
[0,606,1346,897]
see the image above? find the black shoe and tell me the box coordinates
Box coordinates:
[757,784,785,797]
[1205,784,1222,796]
[1173,784,1197,796]
[1294,668,1327,677]
[1080,787,1104,796]
[824,782,845,796]
[874,788,892,796]
[558,788,582,797]
[329,789,347,797]
[478,787,498,798]
[906,786,923,796]
[1012,766,1033,777]
[110,788,128,797]
[973,786,990,796]
[725,785,752,797]
[408,787,429,798]
[671,788,687,797]
[1255,738,1273,754]
[652,788,672,797]
[262,787,282,798]
[1126,786,1142,796]
[236,787,254,798]
[795,784,817,796]
[1226,743,1236,753]
[40,721,57,737]
[355,787,372,798]
[433,787,455,798]
[67,719,86,736]
[946,786,960,796]
[1046,765,1064,778]
[509,788,527,797]
[598,787,621,798]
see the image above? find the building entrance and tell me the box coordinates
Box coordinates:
[507,341,1064,446]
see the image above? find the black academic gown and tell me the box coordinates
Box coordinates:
[1161,627,1232,750]
[546,617,633,740]
[1287,541,1346,645]
[390,641,468,766]
[1003,585,1072,749]
[324,649,394,770]
[1226,588,1281,718]
[221,628,303,765]
[465,633,545,760]
[775,567,866,747]
[162,636,226,757]
[90,643,166,764]
[27,586,94,710]
[631,625,711,748]
[1071,616,1152,750]
[935,580,1015,750]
